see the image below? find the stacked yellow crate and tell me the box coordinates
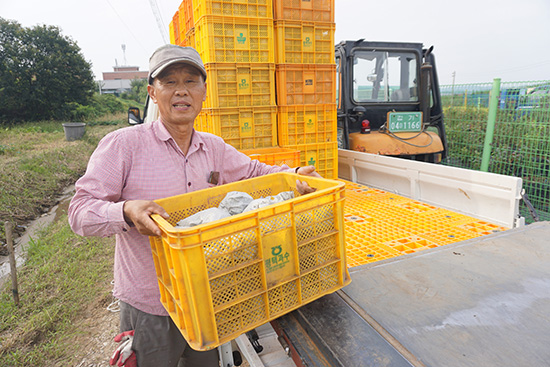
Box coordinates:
[273,0,337,179]
[179,0,195,47]
[170,0,278,150]
[169,12,178,45]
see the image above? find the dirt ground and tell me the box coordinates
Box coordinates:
[69,292,120,367]
[52,194,122,366]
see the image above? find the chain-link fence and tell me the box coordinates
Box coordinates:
[440,80,550,223]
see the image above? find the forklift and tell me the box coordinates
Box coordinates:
[336,40,448,163]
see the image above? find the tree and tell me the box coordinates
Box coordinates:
[0,18,95,122]
[121,78,148,104]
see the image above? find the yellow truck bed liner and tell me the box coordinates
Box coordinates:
[342,180,509,268]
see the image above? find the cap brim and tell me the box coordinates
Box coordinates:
[150,59,207,82]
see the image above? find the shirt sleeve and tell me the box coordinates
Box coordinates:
[68,132,132,237]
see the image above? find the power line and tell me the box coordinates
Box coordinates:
[104,0,147,52]
[459,59,550,78]
[495,60,550,74]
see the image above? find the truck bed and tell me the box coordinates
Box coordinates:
[275,221,550,367]
[337,149,523,229]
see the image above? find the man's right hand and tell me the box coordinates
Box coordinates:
[123,200,169,236]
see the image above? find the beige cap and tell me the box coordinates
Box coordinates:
[148,44,207,84]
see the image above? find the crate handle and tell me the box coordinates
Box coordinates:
[151,214,172,233]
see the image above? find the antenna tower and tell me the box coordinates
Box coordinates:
[121,44,127,66]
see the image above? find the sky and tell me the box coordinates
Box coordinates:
[2,0,550,86]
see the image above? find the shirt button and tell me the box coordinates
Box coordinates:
[122,228,127,232]
[185,159,188,163]
[188,182,191,187]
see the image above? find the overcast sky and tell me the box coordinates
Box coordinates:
[2,0,550,85]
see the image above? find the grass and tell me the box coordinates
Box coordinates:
[0,219,115,365]
[0,114,124,365]
[0,113,125,245]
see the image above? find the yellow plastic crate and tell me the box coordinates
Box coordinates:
[204,63,276,108]
[170,15,178,45]
[278,103,337,145]
[182,28,196,48]
[274,20,335,64]
[150,172,350,351]
[193,0,273,21]
[178,0,194,35]
[283,141,338,179]
[195,15,275,63]
[275,64,336,105]
[240,147,301,167]
[196,106,277,150]
[273,0,334,22]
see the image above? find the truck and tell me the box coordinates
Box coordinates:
[127,42,550,367]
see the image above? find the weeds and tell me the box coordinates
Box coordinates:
[0,115,124,242]
[0,144,15,156]
[0,116,122,365]
[0,218,115,365]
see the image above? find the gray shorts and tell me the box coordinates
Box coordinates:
[119,301,219,367]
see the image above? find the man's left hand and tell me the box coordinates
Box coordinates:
[295,165,322,195]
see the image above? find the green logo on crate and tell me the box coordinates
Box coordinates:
[303,36,312,48]
[238,78,249,90]
[237,32,247,44]
[240,119,253,137]
[305,113,316,133]
[265,245,291,273]
[306,151,317,167]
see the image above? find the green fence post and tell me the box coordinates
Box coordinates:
[480,78,501,172]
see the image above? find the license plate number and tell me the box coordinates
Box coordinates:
[387,112,423,133]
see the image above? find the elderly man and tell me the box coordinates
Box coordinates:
[68,44,320,366]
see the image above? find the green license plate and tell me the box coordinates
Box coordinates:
[387,112,423,133]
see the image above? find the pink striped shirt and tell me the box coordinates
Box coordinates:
[68,119,292,315]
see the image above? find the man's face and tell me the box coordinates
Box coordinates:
[148,63,207,127]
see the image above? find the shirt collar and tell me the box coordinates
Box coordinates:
[188,130,210,155]
[153,119,172,142]
[153,119,209,155]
